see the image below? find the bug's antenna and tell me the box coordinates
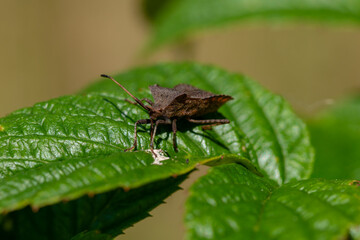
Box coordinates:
[101,74,150,112]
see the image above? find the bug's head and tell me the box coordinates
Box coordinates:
[101,74,153,113]
[148,110,163,120]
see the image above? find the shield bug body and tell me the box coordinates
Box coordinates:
[101,74,233,153]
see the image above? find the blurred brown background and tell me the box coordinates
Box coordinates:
[1,1,360,239]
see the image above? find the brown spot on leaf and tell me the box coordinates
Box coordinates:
[31,206,39,213]
[123,186,130,192]
[0,125,4,131]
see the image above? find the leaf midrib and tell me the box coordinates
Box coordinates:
[241,78,286,183]
[191,69,285,180]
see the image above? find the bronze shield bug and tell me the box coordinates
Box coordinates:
[101,74,233,153]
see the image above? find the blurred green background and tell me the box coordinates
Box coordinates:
[1,1,360,239]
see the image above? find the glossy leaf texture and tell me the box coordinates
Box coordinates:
[146,0,360,50]
[186,164,360,240]
[309,95,360,179]
[0,174,187,240]
[0,62,312,213]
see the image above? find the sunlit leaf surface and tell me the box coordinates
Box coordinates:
[186,164,360,240]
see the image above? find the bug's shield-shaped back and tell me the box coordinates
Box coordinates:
[149,85,183,110]
[149,84,232,118]
[166,95,233,118]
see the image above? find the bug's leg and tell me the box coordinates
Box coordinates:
[187,118,230,130]
[149,119,154,138]
[125,119,151,152]
[124,99,136,105]
[150,120,163,150]
[172,119,178,152]
[186,118,230,125]
[142,98,154,106]
[149,120,160,157]
[150,119,171,155]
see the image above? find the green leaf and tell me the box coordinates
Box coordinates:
[1,174,187,239]
[309,95,360,179]
[186,164,360,240]
[147,0,360,50]
[0,62,312,214]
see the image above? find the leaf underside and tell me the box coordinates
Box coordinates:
[1,174,187,240]
[147,0,360,50]
[0,62,313,236]
[186,164,360,240]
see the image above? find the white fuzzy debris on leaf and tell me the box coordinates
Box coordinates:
[146,149,170,165]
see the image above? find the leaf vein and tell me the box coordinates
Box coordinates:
[242,79,286,183]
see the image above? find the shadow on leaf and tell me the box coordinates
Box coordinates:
[0,174,188,240]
